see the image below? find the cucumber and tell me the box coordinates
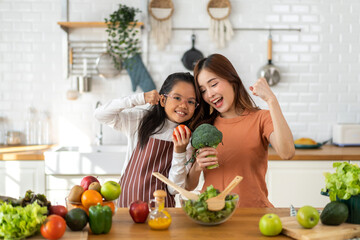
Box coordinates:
[320,201,349,225]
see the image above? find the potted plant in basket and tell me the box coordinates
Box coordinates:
[322,161,360,224]
[105,4,155,92]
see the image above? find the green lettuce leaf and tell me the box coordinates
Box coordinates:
[0,201,48,240]
[323,162,360,201]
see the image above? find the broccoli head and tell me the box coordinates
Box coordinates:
[186,123,223,169]
[191,123,223,149]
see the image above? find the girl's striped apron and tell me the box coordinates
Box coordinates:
[118,137,175,208]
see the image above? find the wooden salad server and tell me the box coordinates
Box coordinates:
[152,172,199,201]
[206,176,243,211]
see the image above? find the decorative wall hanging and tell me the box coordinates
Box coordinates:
[149,0,174,50]
[207,0,234,48]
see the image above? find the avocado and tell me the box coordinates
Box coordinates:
[320,201,349,225]
[65,208,88,231]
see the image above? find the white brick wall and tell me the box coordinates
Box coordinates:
[0,0,359,146]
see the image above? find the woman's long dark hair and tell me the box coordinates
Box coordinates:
[137,72,200,148]
[192,54,259,127]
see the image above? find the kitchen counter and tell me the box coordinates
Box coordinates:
[0,145,55,160]
[1,144,359,161]
[268,145,360,160]
[88,208,291,239]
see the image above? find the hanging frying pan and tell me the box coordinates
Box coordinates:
[258,33,280,86]
[181,34,204,71]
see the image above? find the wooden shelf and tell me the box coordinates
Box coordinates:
[58,21,144,32]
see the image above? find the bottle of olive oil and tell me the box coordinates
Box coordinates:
[148,190,172,230]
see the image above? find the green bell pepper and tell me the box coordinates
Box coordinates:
[89,203,112,234]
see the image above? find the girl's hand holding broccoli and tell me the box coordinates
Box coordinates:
[172,125,192,153]
[144,90,161,105]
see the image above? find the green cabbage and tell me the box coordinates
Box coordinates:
[323,162,360,201]
[0,201,48,240]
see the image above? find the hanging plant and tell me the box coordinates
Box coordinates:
[105,4,141,70]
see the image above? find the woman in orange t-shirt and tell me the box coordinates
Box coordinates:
[186,54,295,207]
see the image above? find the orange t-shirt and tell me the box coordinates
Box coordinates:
[201,110,274,208]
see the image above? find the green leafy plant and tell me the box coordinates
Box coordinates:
[105,4,141,70]
[323,162,360,201]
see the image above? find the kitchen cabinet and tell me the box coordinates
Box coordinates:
[45,174,121,205]
[0,160,45,197]
[266,160,344,208]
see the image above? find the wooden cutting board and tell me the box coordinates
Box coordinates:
[281,216,360,240]
[29,228,88,240]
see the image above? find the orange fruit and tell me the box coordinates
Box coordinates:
[81,189,103,209]
[70,203,89,215]
[102,201,115,215]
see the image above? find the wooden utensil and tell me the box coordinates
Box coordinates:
[152,172,199,201]
[206,175,243,211]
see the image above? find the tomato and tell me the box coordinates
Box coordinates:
[172,124,191,141]
[40,215,66,240]
[49,205,68,219]
[81,189,103,210]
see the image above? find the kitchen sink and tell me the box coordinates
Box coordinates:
[44,145,127,175]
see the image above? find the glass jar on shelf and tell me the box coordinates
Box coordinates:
[148,190,171,230]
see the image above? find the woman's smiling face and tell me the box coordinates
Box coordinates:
[197,69,237,118]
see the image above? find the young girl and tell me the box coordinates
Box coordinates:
[186,54,295,207]
[94,72,199,207]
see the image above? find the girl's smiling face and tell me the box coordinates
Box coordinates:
[160,81,197,123]
[197,69,237,118]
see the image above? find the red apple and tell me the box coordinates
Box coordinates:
[49,205,68,219]
[129,200,149,223]
[80,176,99,191]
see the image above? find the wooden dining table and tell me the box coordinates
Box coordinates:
[88,207,292,239]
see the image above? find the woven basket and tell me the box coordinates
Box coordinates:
[207,0,231,20]
[149,0,174,21]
